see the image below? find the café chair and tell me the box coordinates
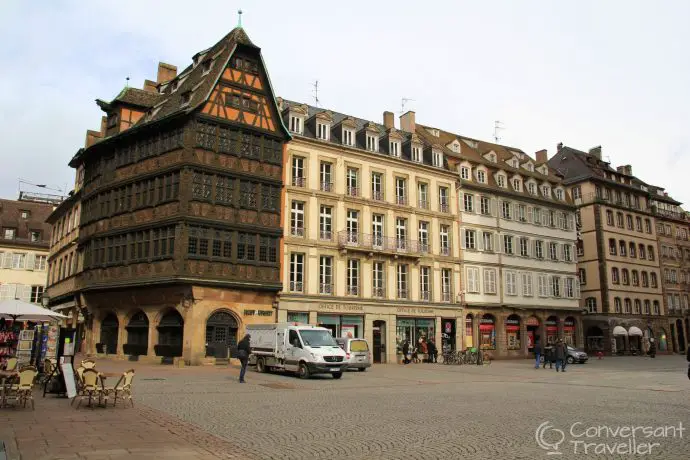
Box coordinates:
[72,368,103,409]
[103,369,136,408]
[7,366,38,410]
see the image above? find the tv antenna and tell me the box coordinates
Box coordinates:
[493,120,504,143]
[401,97,415,114]
[312,80,320,107]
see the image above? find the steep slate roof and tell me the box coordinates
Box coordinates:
[0,198,54,246]
[112,87,161,108]
[281,100,450,170]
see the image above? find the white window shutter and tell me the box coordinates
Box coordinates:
[460,229,467,249]
[0,253,4,268]
[20,285,31,302]
[477,232,484,251]
[2,255,12,269]
[527,207,533,223]
[26,253,36,271]
[548,276,554,296]
[490,198,496,216]
[8,284,18,300]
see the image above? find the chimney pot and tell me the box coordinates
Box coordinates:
[383,111,395,130]
[589,145,602,160]
[557,142,563,151]
[157,62,178,84]
[535,149,548,164]
[143,79,158,93]
[400,111,416,134]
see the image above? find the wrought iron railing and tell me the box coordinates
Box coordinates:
[337,231,422,255]
[291,176,306,187]
[289,281,303,292]
[396,195,407,206]
[320,182,333,192]
[290,227,305,238]
[319,230,332,241]
[347,186,360,197]
[319,284,333,295]
[372,287,385,298]
[372,190,384,201]
[418,199,429,210]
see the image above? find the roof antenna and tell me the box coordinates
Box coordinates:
[312,80,320,107]
[125,77,130,88]
[400,97,414,115]
[237,9,243,27]
[493,120,504,143]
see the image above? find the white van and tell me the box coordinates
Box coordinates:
[247,323,347,379]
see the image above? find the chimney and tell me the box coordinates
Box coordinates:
[557,142,563,151]
[400,111,416,133]
[589,146,602,159]
[383,111,395,130]
[157,62,177,84]
[535,149,548,164]
[143,79,158,93]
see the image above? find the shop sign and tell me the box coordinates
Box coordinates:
[564,318,575,331]
[318,303,364,312]
[416,319,435,327]
[505,319,520,326]
[526,317,540,327]
[480,317,495,325]
[243,309,273,317]
[396,307,435,315]
[444,321,453,333]
[505,318,520,332]
[545,319,557,326]
[397,319,416,327]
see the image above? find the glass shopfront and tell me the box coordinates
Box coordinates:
[396,318,435,354]
[505,315,521,350]
[545,316,559,345]
[479,314,496,350]
[563,317,576,346]
[526,316,540,352]
[317,314,364,338]
[441,319,456,352]
[287,312,309,324]
[465,315,474,348]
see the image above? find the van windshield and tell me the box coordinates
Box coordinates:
[299,330,338,348]
[350,340,368,352]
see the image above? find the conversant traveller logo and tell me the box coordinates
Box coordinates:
[535,421,684,456]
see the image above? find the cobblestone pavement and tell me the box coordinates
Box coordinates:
[3,356,688,459]
[132,355,689,460]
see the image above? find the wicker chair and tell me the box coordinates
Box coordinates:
[103,369,135,408]
[81,359,97,369]
[7,366,38,409]
[4,357,18,372]
[72,368,103,409]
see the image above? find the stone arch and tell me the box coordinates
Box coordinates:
[504,314,521,351]
[563,316,577,347]
[99,311,119,355]
[205,309,241,358]
[124,309,149,356]
[479,313,496,350]
[155,308,184,357]
[545,315,560,345]
[658,328,669,352]
[676,319,686,352]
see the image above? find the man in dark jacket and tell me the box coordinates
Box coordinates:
[237,333,251,383]
[427,339,438,363]
[543,344,554,369]
[648,338,656,358]
[533,341,542,369]
[555,339,566,372]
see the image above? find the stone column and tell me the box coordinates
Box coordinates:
[117,312,127,357]
[364,314,375,353]
[521,315,528,358]
[387,314,397,364]
[309,311,318,326]
[146,316,157,360]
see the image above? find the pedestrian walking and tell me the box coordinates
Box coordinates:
[402,340,411,364]
[533,341,542,369]
[648,338,656,358]
[237,333,251,383]
[561,341,568,371]
[543,344,554,369]
[555,339,566,372]
[427,339,438,363]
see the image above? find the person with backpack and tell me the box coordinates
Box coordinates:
[533,340,542,369]
[237,333,251,383]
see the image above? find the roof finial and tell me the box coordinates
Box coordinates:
[237,9,243,27]
[125,76,130,88]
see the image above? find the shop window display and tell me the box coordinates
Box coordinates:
[287,312,309,324]
[465,315,474,348]
[479,314,496,350]
[317,314,363,338]
[545,316,559,345]
[563,317,576,346]
[526,316,540,351]
[505,315,520,350]
[396,318,435,354]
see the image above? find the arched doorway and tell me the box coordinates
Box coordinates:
[628,327,643,354]
[373,320,386,363]
[658,328,668,352]
[155,309,184,357]
[563,317,577,347]
[205,310,239,358]
[99,313,118,355]
[676,319,686,352]
[479,314,496,350]
[124,310,149,356]
[526,316,540,352]
[545,316,560,345]
[612,326,627,354]
[505,315,521,351]
[465,314,474,349]
[586,326,604,352]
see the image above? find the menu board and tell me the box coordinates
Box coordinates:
[60,362,77,399]
[16,330,35,365]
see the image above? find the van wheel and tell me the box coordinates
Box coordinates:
[357,368,366,372]
[298,363,310,379]
[256,358,266,373]
[332,372,343,379]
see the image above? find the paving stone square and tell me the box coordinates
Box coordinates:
[2,355,688,459]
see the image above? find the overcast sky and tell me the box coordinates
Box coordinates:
[1,1,688,204]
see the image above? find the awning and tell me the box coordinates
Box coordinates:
[0,299,68,321]
[612,326,628,336]
[628,326,643,336]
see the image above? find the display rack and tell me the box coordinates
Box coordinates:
[0,330,18,368]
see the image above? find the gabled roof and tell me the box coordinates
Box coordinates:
[113,87,161,108]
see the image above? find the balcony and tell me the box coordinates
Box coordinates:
[440,246,451,256]
[346,285,359,296]
[397,289,409,299]
[290,227,305,238]
[289,281,303,292]
[347,186,360,198]
[291,176,306,187]
[319,283,333,295]
[419,242,430,254]
[372,286,385,298]
[372,191,384,201]
[320,182,333,193]
[418,199,429,210]
[420,291,431,302]
[319,230,332,241]
[337,231,423,257]
[440,202,450,213]
[396,195,407,206]
[441,291,452,302]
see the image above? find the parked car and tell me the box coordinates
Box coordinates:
[335,338,371,371]
[566,346,588,364]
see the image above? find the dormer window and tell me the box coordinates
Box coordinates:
[181,91,192,107]
[497,175,506,188]
[427,128,440,137]
[433,150,443,168]
[461,166,470,180]
[512,178,522,192]
[317,122,329,141]
[412,145,422,162]
[171,80,179,92]
[366,134,378,152]
[389,141,400,157]
[542,185,551,198]
[527,182,536,195]
[342,128,354,146]
[511,159,519,168]
[525,163,534,172]
[202,60,212,75]
[488,153,497,163]
[290,115,303,134]
[476,170,486,183]
[555,189,564,201]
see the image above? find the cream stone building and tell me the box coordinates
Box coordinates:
[278,101,463,363]
[413,129,581,358]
